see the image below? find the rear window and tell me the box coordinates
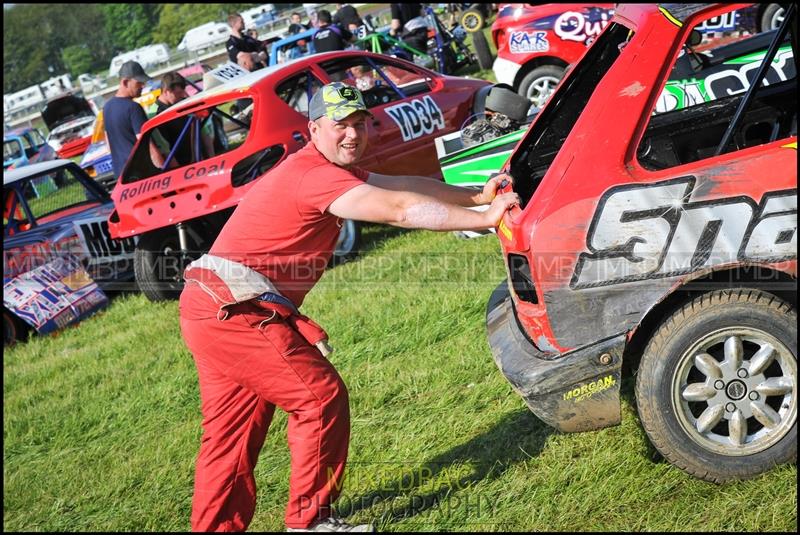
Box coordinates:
[638,4,796,170]
[319,56,434,107]
[4,139,23,161]
[121,98,253,184]
[19,166,99,220]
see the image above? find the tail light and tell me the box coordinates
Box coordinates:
[508,253,538,303]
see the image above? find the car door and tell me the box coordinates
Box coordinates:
[274,68,326,149]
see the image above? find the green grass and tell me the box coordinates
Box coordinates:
[4,226,797,531]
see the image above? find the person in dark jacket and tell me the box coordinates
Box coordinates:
[333,3,363,32]
[225,12,268,69]
[311,9,354,53]
[103,61,165,176]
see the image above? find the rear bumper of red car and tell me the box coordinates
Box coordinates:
[486,281,625,432]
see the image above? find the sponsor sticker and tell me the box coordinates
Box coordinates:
[554,9,612,44]
[73,216,137,262]
[509,31,549,53]
[563,375,616,402]
[3,255,107,333]
[384,96,445,142]
[571,178,797,289]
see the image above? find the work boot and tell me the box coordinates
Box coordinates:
[286,517,374,532]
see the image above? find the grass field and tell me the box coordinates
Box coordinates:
[4,225,797,532]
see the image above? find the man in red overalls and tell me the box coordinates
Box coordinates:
[179,82,519,532]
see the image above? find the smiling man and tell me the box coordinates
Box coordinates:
[179,82,519,532]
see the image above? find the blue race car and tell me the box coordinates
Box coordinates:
[4,160,137,345]
[269,28,317,64]
[3,127,57,170]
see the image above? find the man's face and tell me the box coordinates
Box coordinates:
[232,15,244,32]
[309,112,369,167]
[291,14,301,24]
[123,78,145,98]
[163,86,188,105]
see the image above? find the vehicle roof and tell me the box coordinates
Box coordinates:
[3,159,75,186]
[170,50,403,113]
[5,126,38,136]
[272,28,317,49]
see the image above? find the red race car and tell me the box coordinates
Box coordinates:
[107,51,493,300]
[488,3,796,482]
[492,3,614,106]
[41,94,97,159]
[491,2,787,107]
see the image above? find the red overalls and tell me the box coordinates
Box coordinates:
[179,256,349,531]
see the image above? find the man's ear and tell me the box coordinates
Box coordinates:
[308,120,317,136]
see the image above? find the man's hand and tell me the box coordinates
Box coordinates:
[477,173,514,205]
[482,192,521,227]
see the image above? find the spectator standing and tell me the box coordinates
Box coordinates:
[287,11,311,34]
[150,73,196,167]
[333,3,364,32]
[226,12,268,70]
[103,61,164,176]
[312,9,354,53]
[285,12,312,60]
[389,3,423,37]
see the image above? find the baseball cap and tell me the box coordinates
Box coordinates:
[309,82,373,121]
[118,61,151,83]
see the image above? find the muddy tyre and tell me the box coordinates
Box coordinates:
[134,227,204,302]
[635,289,797,483]
[4,308,28,346]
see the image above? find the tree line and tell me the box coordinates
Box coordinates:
[3,3,271,94]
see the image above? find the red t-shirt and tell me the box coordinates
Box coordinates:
[205,142,369,307]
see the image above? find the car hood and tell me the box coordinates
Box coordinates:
[48,116,96,137]
[41,95,95,131]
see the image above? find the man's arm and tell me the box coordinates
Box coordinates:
[149,140,168,169]
[328,183,520,232]
[367,172,513,207]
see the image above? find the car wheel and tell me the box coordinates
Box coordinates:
[518,65,565,108]
[460,8,485,33]
[635,289,797,482]
[331,220,361,265]
[471,29,494,70]
[4,308,27,346]
[760,4,785,32]
[134,226,205,301]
